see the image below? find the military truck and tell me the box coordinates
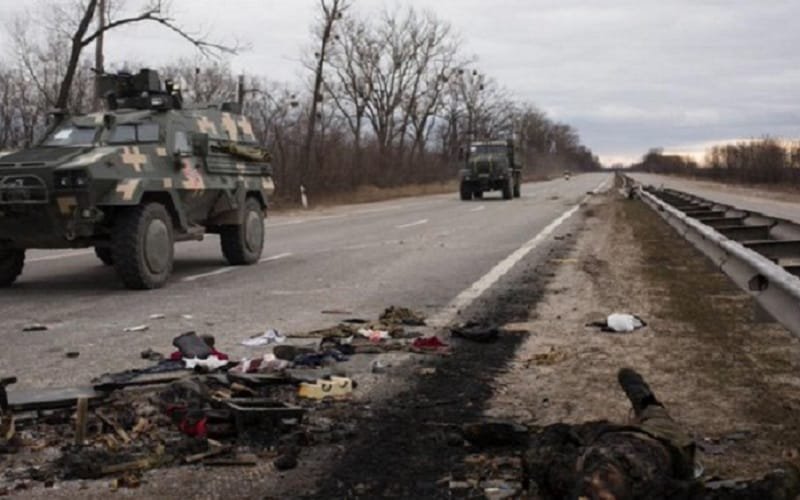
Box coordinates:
[459,139,522,201]
[0,69,274,289]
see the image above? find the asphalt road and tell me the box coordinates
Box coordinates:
[631,173,800,223]
[0,174,608,389]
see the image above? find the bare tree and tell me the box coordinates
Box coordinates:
[11,0,238,111]
[303,0,349,186]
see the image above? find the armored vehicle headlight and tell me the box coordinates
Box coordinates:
[54,170,90,189]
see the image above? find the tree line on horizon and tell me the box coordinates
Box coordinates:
[631,139,800,186]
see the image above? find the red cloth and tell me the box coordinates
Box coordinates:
[169,349,229,361]
[411,336,448,350]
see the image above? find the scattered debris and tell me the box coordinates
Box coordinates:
[172,331,213,359]
[183,356,229,371]
[22,323,48,332]
[148,314,166,320]
[321,309,353,315]
[411,336,449,354]
[298,376,354,399]
[371,360,389,374]
[65,351,80,359]
[140,348,164,362]
[240,329,286,347]
[379,306,426,326]
[419,367,437,376]
[357,328,390,343]
[587,313,647,333]
[231,354,290,374]
[273,345,317,361]
[462,421,529,447]
[181,314,194,320]
[123,324,149,333]
[524,347,568,367]
[451,322,500,343]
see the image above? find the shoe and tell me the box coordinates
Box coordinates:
[617,368,660,415]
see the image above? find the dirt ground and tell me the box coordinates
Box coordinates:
[490,190,800,480]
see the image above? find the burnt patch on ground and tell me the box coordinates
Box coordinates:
[301,233,581,498]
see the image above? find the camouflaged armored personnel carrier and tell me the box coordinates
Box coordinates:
[0,69,274,289]
[459,139,522,201]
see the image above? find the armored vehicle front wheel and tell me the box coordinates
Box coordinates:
[502,177,513,200]
[220,197,265,265]
[94,246,113,266]
[460,183,472,201]
[111,203,174,290]
[0,249,24,287]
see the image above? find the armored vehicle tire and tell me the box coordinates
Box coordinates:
[0,249,24,287]
[513,178,521,198]
[94,246,114,266]
[474,191,483,199]
[502,178,513,200]
[460,183,472,201]
[111,203,174,290]
[220,197,265,265]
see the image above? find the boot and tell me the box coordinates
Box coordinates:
[617,368,660,416]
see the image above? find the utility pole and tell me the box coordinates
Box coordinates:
[93,0,106,109]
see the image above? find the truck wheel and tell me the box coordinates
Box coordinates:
[220,197,264,265]
[502,177,513,200]
[94,246,113,266]
[111,203,174,289]
[459,183,472,201]
[0,249,24,287]
[513,177,521,198]
[474,191,483,199]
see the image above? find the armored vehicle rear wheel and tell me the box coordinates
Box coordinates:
[460,183,472,201]
[0,249,24,287]
[220,198,264,265]
[513,177,521,198]
[94,246,113,266]
[502,177,513,200]
[111,203,174,290]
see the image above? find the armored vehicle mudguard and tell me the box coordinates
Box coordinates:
[0,69,274,289]
[459,139,522,201]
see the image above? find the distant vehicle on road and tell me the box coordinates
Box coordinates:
[459,139,522,201]
[0,69,274,289]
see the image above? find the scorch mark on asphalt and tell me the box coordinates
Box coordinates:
[395,219,429,229]
[427,178,610,328]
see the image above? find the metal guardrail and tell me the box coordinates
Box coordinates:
[622,174,800,337]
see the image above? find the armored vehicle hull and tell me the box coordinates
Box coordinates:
[0,69,274,289]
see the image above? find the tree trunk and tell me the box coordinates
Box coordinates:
[56,0,97,110]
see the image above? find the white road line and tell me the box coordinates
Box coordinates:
[469,205,485,212]
[27,250,94,263]
[395,219,429,229]
[182,267,236,282]
[259,252,293,263]
[428,178,609,327]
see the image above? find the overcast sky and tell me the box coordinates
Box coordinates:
[2,0,799,165]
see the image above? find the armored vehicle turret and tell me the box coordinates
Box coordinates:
[0,69,274,289]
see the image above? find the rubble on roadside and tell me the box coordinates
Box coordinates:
[0,305,441,491]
